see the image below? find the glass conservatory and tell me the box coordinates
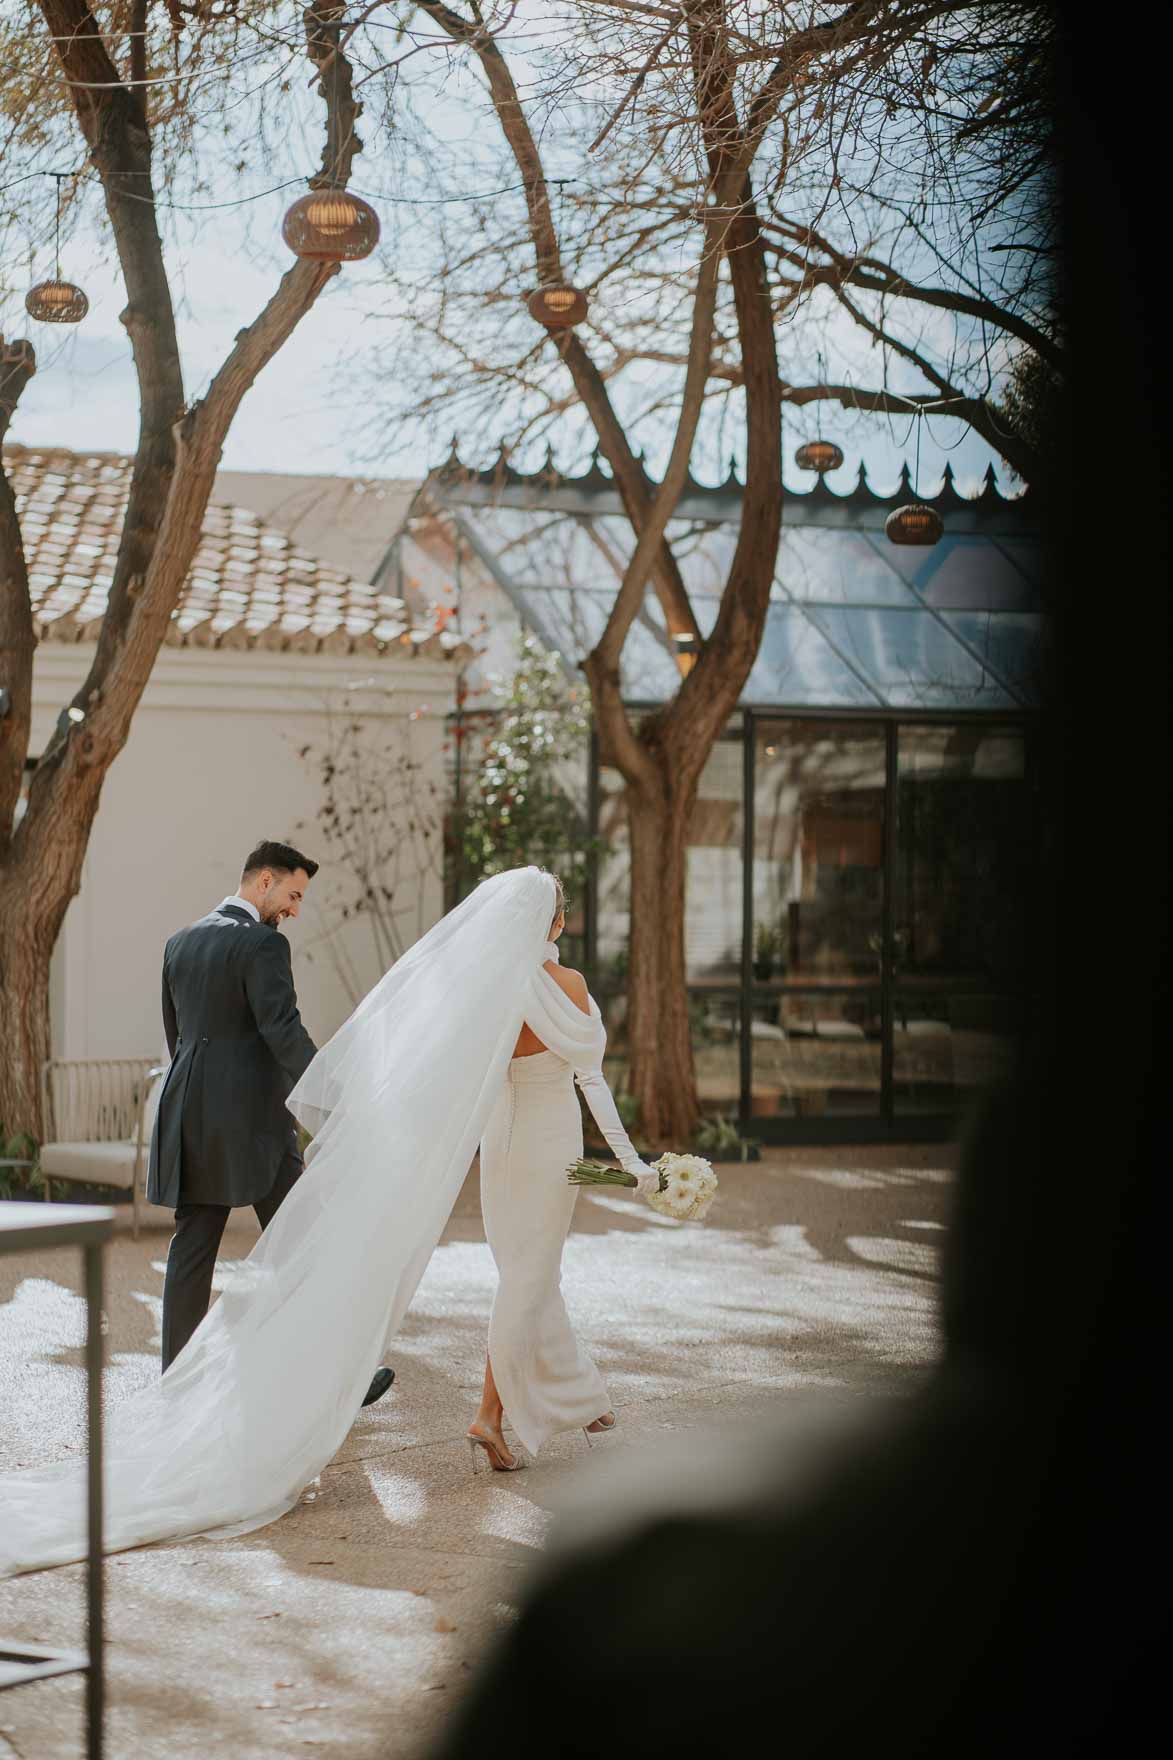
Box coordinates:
[388,450,1044,1142]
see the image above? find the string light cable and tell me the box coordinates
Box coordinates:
[0,167,547,211]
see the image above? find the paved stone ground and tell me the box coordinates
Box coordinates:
[0,1143,956,1760]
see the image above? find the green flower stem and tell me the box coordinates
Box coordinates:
[566,1158,637,1189]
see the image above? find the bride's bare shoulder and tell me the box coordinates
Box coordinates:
[544,961,591,1015]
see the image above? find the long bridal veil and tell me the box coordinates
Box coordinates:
[0,867,557,1576]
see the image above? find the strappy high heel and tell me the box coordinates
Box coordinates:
[582,1411,617,1446]
[466,1423,524,1473]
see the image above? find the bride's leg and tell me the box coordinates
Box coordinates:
[467,1353,519,1471]
[474,1352,504,1430]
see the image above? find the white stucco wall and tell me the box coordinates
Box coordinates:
[30,645,454,1063]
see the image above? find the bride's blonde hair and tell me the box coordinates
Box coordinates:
[547,871,567,933]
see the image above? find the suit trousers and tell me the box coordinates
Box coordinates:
[160,1147,303,1372]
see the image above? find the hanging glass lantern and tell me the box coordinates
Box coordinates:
[794,353,842,473]
[885,409,943,546]
[527,285,589,329]
[26,279,89,324]
[25,173,89,324]
[794,439,844,474]
[282,189,380,262]
[885,503,944,546]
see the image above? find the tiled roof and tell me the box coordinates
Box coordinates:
[6,445,469,660]
[213,470,416,584]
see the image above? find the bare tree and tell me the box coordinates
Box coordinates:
[354,0,1053,1138]
[0,2,370,1137]
[293,685,445,1008]
[363,2,1056,481]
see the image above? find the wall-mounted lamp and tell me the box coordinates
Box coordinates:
[672,631,703,677]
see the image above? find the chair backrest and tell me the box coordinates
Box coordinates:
[42,1058,159,1145]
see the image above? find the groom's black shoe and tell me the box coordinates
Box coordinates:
[362,1366,396,1408]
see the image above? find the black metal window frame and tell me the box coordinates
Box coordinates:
[586,702,1038,1146]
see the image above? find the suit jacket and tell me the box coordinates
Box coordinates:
[147,904,318,1209]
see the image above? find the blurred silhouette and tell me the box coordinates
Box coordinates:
[424,14,1161,1758]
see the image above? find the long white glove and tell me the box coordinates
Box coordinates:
[574,1066,660,1196]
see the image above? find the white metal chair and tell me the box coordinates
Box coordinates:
[39,1059,168,1238]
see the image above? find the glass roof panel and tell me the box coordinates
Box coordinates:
[730,604,881,708]
[666,522,739,598]
[938,611,1046,706]
[509,584,681,700]
[916,535,1039,610]
[868,532,1041,609]
[775,526,919,605]
[988,535,1046,587]
[453,497,1041,713]
[805,606,1023,709]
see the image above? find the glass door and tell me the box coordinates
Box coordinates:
[893,725,1030,1116]
[749,718,887,1120]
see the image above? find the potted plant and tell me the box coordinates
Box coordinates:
[753,921,781,982]
[694,1113,762,1162]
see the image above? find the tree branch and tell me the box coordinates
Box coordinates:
[417,0,703,789]
[830,283,1036,480]
[37,0,184,732]
[667,0,782,765]
[588,12,684,155]
[762,216,1063,371]
[19,3,362,856]
[588,224,720,678]
[0,337,37,856]
[740,1,889,170]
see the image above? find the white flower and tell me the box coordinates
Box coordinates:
[647,1188,684,1219]
[643,1152,718,1221]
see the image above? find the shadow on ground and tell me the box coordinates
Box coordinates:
[0,1142,954,1759]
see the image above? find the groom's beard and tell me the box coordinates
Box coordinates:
[259,903,288,927]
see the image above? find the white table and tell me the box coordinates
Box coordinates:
[0,1202,114,1759]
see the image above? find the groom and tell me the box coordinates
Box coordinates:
[148,838,395,1409]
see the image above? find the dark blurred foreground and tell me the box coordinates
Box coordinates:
[421,14,1163,1758]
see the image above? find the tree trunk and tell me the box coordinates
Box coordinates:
[0,882,59,1140]
[624,749,700,1145]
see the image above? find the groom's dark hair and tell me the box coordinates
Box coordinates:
[241,839,319,882]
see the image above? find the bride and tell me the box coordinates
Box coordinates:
[0,867,654,1575]
[469,874,656,1472]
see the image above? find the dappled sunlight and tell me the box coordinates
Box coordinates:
[363,1465,431,1528]
[1,1147,951,1755]
[844,1235,941,1277]
[578,1191,684,1228]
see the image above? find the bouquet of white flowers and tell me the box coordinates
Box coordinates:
[566,1151,718,1221]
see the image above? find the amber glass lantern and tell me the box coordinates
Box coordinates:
[885,503,944,547]
[282,190,381,262]
[794,439,844,473]
[526,285,589,329]
[25,174,89,323]
[25,279,89,323]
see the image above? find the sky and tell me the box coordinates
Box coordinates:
[0,11,1018,503]
[6,222,1009,498]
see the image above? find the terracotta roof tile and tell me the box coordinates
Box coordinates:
[6,445,467,661]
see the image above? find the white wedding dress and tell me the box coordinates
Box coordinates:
[482,941,649,1455]
[0,868,641,1577]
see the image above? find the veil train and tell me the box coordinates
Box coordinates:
[0,867,558,1577]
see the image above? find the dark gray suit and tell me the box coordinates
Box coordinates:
[149,903,317,1369]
